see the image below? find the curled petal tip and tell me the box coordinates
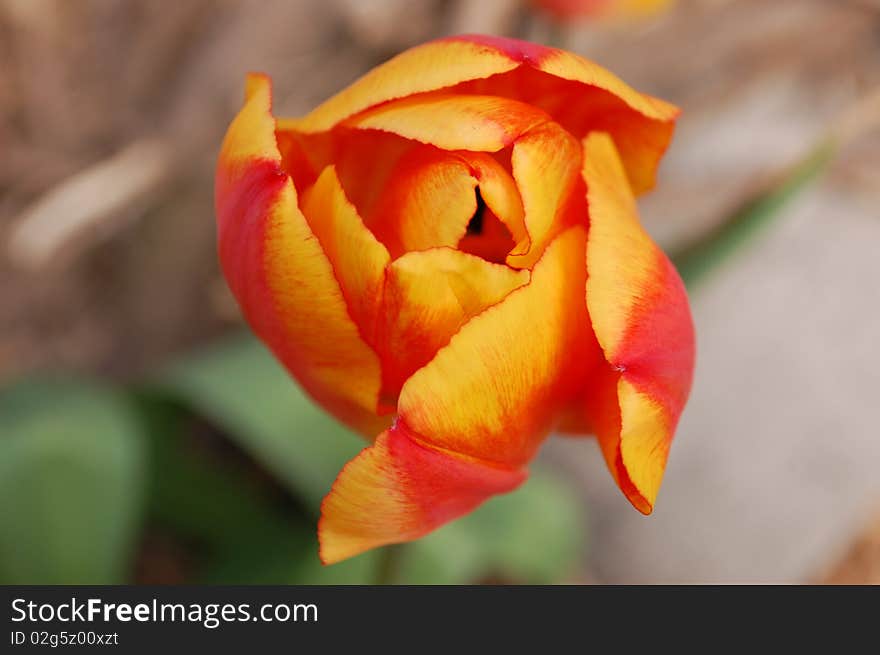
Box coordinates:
[244,72,271,101]
[319,426,527,565]
[582,132,694,513]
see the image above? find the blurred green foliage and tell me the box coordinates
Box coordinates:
[0,334,586,585]
[0,380,146,584]
[405,470,584,584]
[159,336,363,511]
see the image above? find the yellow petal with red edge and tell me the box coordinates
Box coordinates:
[538,0,673,20]
[378,248,529,401]
[398,225,592,468]
[320,227,594,562]
[366,146,478,259]
[582,131,695,512]
[301,165,390,344]
[319,426,527,564]
[345,94,549,153]
[441,34,676,124]
[537,50,676,120]
[216,74,387,437]
[506,122,582,269]
[218,73,280,165]
[281,39,519,134]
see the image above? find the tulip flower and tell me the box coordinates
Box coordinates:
[534,0,674,21]
[216,35,694,564]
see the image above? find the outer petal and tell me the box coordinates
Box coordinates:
[449,35,678,194]
[319,427,526,565]
[320,226,592,562]
[280,39,520,134]
[582,131,695,512]
[216,74,387,436]
[378,248,529,401]
[278,36,675,194]
[398,225,592,467]
[537,0,673,20]
[451,34,672,119]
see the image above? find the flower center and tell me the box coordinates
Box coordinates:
[458,186,515,265]
[466,188,487,236]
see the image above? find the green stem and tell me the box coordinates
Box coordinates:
[374,543,405,585]
[671,140,837,289]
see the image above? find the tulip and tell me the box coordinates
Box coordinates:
[534,0,674,21]
[216,35,694,564]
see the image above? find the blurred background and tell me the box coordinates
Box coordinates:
[1,0,879,584]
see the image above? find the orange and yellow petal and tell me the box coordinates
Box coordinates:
[447,35,678,194]
[280,39,520,134]
[216,74,387,436]
[345,93,549,153]
[447,34,676,125]
[398,226,593,468]
[301,165,390,344]
[320,227,598,562]
[582,131,694,512]
[276,36,675,195]
[378,248,529,400]
[365,146,478,258]
[319,426,527,564]
[506,122,582,269]
[536,0,674,21]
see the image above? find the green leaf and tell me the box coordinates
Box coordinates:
[401,467,585,584]
[133,395,298,548]
[671,142,835,289]
[133,393,375,584]
[154,333,364,512]
[0,379,147,584]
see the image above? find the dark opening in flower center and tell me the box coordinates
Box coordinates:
[457,186,515,265]
[466,188,487,236]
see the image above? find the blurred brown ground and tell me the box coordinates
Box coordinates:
[1,0,879,583]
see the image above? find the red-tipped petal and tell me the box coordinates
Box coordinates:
[319,426,526,565]
[581,131,695,511]
[216,74,388,436]
[320,226,597,563]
